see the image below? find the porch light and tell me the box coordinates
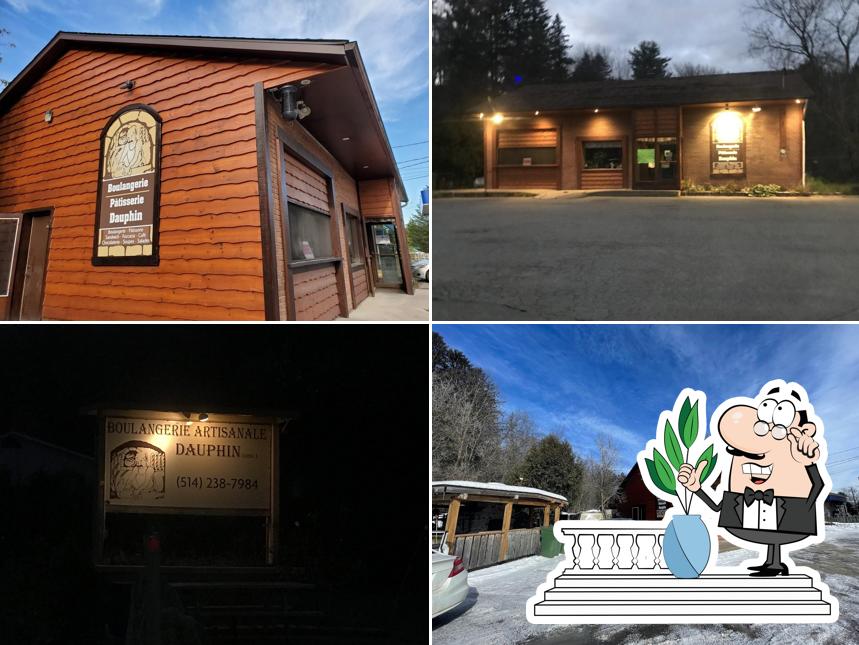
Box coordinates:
[534,110,540,116]
[593,108,599,113]
[713,109,743,142]
[752,106,762,113]
[795,98,802,104]
[492,113,504,124]
[478,112,484,119]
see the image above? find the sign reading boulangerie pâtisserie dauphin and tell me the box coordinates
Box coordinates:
[93,105,161,265]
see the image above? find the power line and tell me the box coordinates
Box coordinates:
[396,155,429,164]
[392,140,428,148]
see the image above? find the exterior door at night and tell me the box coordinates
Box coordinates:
[634,137,679,189]
[367,222,403,288]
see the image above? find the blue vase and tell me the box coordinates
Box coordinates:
[663,514,710,578]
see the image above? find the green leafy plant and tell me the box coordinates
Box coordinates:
[744,183,781,197]
[644,396,717,514]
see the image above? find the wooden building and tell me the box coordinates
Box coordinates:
[614,463,668,521]
[0,32,413,321]
[481,71,811,192]
[432,480,567,570]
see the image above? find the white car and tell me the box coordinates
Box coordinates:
[413,260,430,282]
[432,550,469,618]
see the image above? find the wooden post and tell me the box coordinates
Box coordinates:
[498,501,513,561]
[554,505,560,523]
[543,505,550,527]
[445,499,461,554]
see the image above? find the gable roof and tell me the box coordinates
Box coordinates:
[486,71,812,114]
[0,32,405,199]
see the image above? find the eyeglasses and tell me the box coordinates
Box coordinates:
[753,421,787,440]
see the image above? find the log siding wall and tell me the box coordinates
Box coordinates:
[0,46,334,320]
[264,93,362,319]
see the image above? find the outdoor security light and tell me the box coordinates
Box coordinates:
[280,85,311,121]
[119,80,135,91]
[593,108,599,113]
[752,106,762,113]
[795,98,802,104]
[198,413,209,422]
[492,113,504,124]
[713,109,743,142]
[478,112,485,119]
[534,111,540,116]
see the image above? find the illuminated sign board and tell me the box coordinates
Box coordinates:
[710,111,746,177]
[93,105,161,265]
[103,414,272,511]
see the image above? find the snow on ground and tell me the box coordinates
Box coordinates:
[432,523,859,645]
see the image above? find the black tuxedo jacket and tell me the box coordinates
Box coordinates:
[693,464,824,536]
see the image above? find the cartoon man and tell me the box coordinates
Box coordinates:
[678,382,825,577]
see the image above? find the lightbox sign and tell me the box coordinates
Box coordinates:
[710,111,746,177]
[103,415,272,511]
[93,105,162,265]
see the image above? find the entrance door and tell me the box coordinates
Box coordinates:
[634,137,679,189]
[367,222,403,288]
[9,210,52,320]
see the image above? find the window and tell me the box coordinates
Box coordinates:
[288,201,333,262]
[497,129,558,166]
[583,141,623,169]
[497,147,557,166]
[344,213,364,268]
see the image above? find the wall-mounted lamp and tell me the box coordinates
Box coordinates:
[491,113,504,125]
[198,413,209,422]
[119,80,135,91]
[752,106,762,113]
[534,110,540,116]
[795,98,802,104]
[341,136,351,141]
[593,108,600,113]
[362,164,369,169]
[478,112,485,119]
[280,85,312,121]
[44,110,52,123]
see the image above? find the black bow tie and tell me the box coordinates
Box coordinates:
[744,487,774,506]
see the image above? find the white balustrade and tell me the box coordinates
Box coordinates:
[557,522,668,573]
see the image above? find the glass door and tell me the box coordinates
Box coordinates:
[635,137,678,188]
[367,222,403,288]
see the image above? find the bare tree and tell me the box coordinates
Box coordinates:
[432,372,501,480]
[747,0,832,68]
[594,433,623,513]
[825,0,859,71]
[673,62,725,77]
[845,486,859,510]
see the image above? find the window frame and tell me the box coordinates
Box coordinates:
[286,199,337,265]
[581,139,625,171]
[342,207,366,270]
[495,127,561,168]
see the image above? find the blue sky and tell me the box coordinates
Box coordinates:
[0,0,428,218]
[436,325,859,493]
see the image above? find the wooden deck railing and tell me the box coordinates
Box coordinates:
[453,527,542,570]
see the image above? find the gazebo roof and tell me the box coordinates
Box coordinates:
[432,480,567,504]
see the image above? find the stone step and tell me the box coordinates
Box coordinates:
[533,599,833,618]
[545,587,822,602]
[555,573,814,588]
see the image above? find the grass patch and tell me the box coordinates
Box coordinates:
[805,176,859,195]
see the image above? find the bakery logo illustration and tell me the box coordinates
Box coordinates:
[105,119,155,179]
[527,380,839,624]
[109,440,166,500]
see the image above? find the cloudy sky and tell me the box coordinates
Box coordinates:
[436,325,859,493]
[546,0,771,74]
[0,0,428,216]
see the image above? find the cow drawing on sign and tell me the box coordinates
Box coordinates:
[106,120,153,179]
[110,440,165,500]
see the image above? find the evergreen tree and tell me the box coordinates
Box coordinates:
[406,203,428,253]
[545,14,573,82]
[521,434,583,504]
[571,48,613,82]
[629,40,672,79]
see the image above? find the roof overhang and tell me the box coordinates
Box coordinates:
[0,32,405,200]
[432,481,568,505]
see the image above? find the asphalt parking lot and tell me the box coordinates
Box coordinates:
[433,196,859,320]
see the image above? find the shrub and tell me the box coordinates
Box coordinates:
[745,183,781,197]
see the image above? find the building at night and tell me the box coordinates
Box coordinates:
[479,71,811,192]
[0,32,413,321]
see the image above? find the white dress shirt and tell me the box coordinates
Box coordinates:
[742,497,778,530]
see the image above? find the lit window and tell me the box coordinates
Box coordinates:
[583,141,623,169]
